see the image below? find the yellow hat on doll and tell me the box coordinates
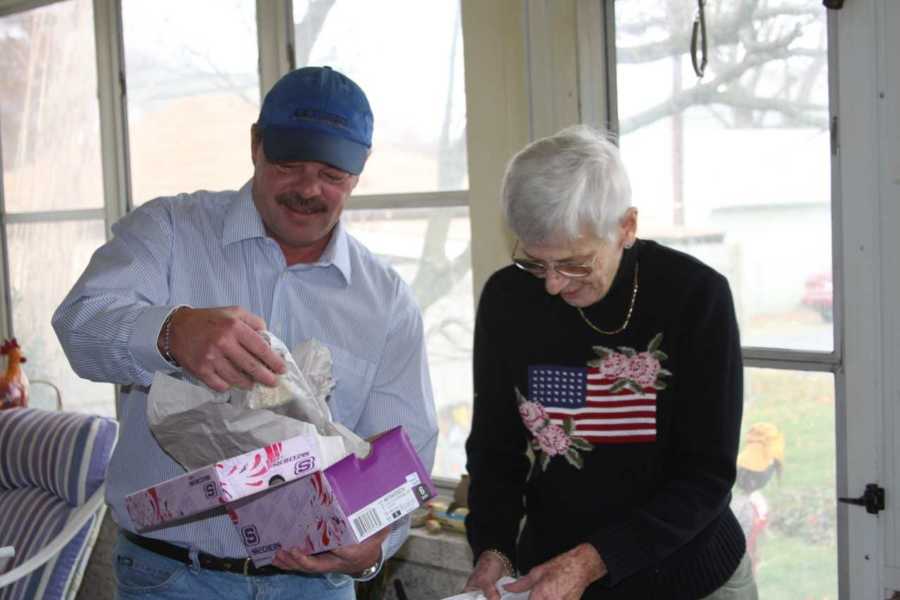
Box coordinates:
[737,422,785,473]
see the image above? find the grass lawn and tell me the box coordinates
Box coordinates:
[738,368,837,599]
[755,531,837,600]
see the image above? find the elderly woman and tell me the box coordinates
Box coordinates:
[463,125,757,600]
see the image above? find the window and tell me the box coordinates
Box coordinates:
[613,0,834,596]
[292,0,468,196]
[292,0,471,480]
[122,0,260,205]
[0,1,474,478]
[614,0,832,352]
[739,368,836,597]
[0,0,113,415]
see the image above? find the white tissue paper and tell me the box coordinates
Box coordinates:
[147,331,370,471]
[441,577,530,600]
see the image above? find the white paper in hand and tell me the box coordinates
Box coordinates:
[239,334,332,412]
[441,577,530,600]
[238,333,369,459]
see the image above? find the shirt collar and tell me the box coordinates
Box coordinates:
[223,180,267,245]
[317,221,352,285]
[222,180,352,285]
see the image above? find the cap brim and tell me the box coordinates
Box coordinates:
[262,127,369,175]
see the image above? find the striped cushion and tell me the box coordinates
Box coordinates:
[0,408,118,506]
[0,487,96,600]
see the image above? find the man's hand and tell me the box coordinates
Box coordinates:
[271,526,389,576]
[502,543,607,600]
[463,550,511,600]
[162,306,286,391]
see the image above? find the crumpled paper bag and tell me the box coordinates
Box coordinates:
[441,577,530,600]
[147,332,369,472]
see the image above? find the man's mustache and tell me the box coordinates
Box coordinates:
[276,194,326,213]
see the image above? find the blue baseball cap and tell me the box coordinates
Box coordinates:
[257,66,373,175]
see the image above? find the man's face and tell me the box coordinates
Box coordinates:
[251,133,359,262]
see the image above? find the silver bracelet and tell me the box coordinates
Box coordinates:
[161,306,186,367]
[482,549,515,577]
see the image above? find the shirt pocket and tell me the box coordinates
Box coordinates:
[326,343,376,429]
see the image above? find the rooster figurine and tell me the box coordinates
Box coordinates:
[0,338,29,410]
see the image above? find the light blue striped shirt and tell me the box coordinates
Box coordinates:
[52,181,437,566]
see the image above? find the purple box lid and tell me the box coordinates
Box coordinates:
[325,426,436,515]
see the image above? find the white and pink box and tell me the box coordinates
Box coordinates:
[125,426,436,567]
[227,426,436,566]
[125,433,324,531]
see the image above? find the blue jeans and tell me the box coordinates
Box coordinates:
[113,532,355,600]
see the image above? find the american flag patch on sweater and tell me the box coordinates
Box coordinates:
[528,364,657,444]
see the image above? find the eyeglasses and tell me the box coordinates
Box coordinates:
[511,240,596,279]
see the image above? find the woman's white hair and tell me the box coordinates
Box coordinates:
[501,124,632,244]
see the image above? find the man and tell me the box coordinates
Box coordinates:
[52,66,437,599]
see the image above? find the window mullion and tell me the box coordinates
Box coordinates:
[346,191,468,212]
[743,347,840,372]
[0,0,56,18]
[256,0,294,99]
[3,209,106,224]
[0,117,11,339]
[576,0,617,132]
[93,0,131,233]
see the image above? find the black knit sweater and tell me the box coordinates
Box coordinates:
[465,239,746,599]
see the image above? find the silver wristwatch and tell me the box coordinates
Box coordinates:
[355,561,379,579]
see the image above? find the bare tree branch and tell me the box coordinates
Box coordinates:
[621,43,793,133]
[294,0,337,67]
[616,2,818,64]
[707,89,827,127]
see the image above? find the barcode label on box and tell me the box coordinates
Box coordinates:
[347,483,421,541]
[351,508,384,539]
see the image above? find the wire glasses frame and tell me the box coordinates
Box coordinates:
[511,240,596,279]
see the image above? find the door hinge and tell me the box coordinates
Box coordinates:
[838,483,886,515]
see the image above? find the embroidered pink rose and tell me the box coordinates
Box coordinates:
[599,352,630,380]
[537,424,571,456]
[518,400,548,432]
[627,352,662,387]
[514,386,592,471]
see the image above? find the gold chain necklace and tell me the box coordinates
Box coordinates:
[576,262,639,335]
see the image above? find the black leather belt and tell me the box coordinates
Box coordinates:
[122,530,291,576]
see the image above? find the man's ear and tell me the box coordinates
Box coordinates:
[250,123,262,166]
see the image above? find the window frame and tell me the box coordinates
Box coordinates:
[0,0,474,492]
[596,2,880,597]
[599,0,842,375]
[0,0,471,334]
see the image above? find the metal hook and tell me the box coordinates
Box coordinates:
[690,0,708,78]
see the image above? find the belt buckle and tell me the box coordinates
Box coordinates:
[243,557,252,576]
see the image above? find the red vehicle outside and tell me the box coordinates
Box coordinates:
[802,272,833,322]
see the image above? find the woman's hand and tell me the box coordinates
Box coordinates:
[502,543,607,600]
[162,306,286,391]
[463,550,511,600]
